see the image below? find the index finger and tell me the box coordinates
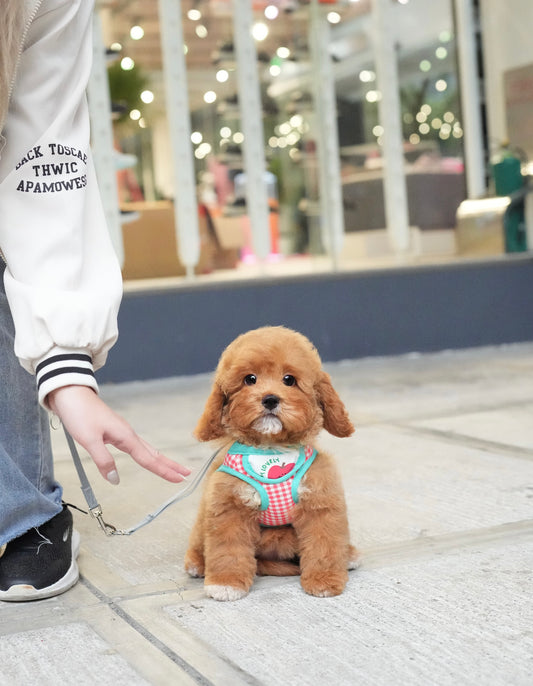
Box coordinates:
[128,436,192,483]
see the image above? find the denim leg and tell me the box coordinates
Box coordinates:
[0,263,62,546]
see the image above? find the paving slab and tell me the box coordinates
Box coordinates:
[165,538,533,686]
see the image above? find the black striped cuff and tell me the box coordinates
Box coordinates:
[36,353,97,406]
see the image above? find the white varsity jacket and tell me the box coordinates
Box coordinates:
[0,0,122,405]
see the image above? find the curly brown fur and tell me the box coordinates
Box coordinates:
[185,326,359,600]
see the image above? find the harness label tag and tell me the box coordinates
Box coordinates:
[247,449,299,479]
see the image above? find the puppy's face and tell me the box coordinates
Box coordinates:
[195,327,354,446]
[219,340,322,445]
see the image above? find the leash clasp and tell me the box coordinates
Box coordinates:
[89,505,126,536]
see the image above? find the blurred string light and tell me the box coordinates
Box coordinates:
[359,70,375,83]
[130,25,144,40]
[327,11,341,24]
[140,90,154,103]
[252,22,269,41]
[195,142,212,160]
[120,56,134,70]
[187,8,202,21]
[196,24,208,38]
[191,131,203,144]
[203,90,217,103]
[129,109,141,121]
[110,42,122,51]
[268,116,308,150]
[265,4,279,19]
[365,90,381,102]
[277,46,290,59]
[220,126,231,138]
[216,69,229,83]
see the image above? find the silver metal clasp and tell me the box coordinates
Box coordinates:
[89,505,124,536]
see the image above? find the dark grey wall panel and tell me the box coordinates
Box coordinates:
[97,256,533,384]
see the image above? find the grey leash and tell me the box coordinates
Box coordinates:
[63,426,219,536]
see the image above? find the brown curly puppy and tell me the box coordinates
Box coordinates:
[184,326,359,601]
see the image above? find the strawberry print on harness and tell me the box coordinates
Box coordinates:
[218,442,317,526]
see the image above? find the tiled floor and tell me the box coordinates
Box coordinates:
[1,343,532,685]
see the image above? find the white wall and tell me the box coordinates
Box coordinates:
[481,0,533,151]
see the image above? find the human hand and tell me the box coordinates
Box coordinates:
[47,385,191,485]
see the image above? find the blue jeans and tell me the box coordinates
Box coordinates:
[0,263,63,546]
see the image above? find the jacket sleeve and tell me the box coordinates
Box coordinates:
[0,0,123,406]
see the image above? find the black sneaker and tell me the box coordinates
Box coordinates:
[0,505,80,602]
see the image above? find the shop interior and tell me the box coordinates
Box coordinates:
[94,0,533,288]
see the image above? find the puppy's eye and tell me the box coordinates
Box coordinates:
[244,374,257,386]
[283,374,296,387]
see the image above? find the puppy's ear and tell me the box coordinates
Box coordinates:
[194,383,227,441]
[317,371,354,438]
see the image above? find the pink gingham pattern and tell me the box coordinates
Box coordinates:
[224,446,315,526]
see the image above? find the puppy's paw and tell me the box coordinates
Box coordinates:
[184,550,205,578]
[301,569,348,598]
[205,584,249,602]
[347,544,361,570]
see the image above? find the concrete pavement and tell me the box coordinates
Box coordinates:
[1,342,532,685]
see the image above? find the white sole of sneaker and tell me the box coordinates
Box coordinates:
[0,530,80,603]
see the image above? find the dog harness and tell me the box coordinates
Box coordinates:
[217,442,317,526]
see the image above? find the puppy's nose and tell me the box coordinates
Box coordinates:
[262,394,280,411]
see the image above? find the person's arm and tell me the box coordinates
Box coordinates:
[0,0,120,401]
[0,0,189,484]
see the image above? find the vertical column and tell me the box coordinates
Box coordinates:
[372,0,410,254]
[309,0,345,268]
[88,10,124,266]
[454,0,486,199]
[231,0,271,260]
[158,0,200,277]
